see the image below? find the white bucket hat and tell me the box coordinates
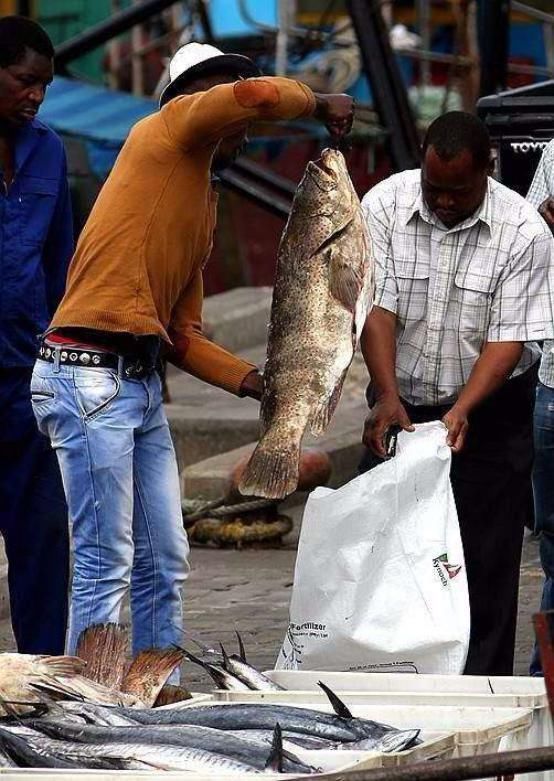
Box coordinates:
[159,42,261,106]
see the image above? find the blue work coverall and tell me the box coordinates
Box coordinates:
[0,117,72,653]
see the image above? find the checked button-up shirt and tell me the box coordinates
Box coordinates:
[526,139,554,389]
[363,169,554,407]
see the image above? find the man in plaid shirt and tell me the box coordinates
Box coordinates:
[360,112,554,676]
[526,138,554,676]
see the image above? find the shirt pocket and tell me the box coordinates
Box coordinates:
[18,175,58,246]
[454,263,495,334]
[74,369,120,421]
[394,255,430,323]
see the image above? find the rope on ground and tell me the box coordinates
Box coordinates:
[182,497,291,547]
[182,497,277,525]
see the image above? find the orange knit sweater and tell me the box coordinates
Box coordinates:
[51,77,316,394]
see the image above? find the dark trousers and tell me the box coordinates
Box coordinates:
[530,381,554,675]
[0,368,69,654]
[360,366,537,676]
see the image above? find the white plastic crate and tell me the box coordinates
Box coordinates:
[262,670,553,780]
[208,695,531,765]
[265,670,547,697]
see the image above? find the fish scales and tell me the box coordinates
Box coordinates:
[13,732,261,773]
[29,719,312,773]
[118,702,369,741]
[239,148,373,500]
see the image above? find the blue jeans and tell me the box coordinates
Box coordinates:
[531,381,554,675]
[30,360,190,657]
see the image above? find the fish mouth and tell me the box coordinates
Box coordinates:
[315,148,342,176]
[314,157,333,176]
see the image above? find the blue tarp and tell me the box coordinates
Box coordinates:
[40,76,156,178]
[41,76,155,144]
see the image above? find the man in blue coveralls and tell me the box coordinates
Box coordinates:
[0,16,72,653]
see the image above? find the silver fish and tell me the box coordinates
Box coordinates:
[227,728,338,751]
[124,702,369,741]
[220,643,285,692]
[182,647,251,691]
[0,726,133,770]
[29,719,313,774]
[239,148,374,500]
[20,733,262,773]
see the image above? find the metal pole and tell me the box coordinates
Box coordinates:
[288,746,554,781]
[347,0,420,171]
[276,0,295,77]
[478,0,511,95]
[132,0,144,96]
[512,1,554,24]
[54,0,179,72]
[417,0,431,86]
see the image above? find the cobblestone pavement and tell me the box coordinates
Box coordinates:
[0,521,543,690]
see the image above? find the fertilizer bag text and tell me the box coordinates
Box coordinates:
[277,421,470,675]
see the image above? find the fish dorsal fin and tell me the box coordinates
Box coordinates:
[235,631,247,663]
[75,623,128,689]
[317,680,354,719]
[220,643,231,672]
[121,648,185,707]
[42,655,88,678]
[265,723,283,772]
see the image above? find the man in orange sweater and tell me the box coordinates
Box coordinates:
[30,42,353,658]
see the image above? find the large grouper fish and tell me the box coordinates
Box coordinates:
[239,148,374,500]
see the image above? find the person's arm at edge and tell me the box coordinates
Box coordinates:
[527,141,554,229]
[442,342,523,452]
[361,307,414,458]
[166,268,263,400]
[163,77,353,149]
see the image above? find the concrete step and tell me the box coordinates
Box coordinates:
[203,287,272,353]
[182,399,367,500]
[166,345,267,470]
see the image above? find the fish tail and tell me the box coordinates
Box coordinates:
[121,648,185,706]
[238,433,301,500]
[75,623,128,689]
[153,684,192,707]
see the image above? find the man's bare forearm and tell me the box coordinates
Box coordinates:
[443,341,523,452]
[360,307,414,456]
[361,306,399,399]
[455,341,524,415]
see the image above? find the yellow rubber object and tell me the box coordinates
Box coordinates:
[190,514,293,548]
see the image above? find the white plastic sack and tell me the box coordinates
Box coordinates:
[276,421,470,675]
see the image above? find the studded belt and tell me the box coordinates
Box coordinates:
[38,341,154,380]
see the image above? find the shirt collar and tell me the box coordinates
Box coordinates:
[405,177,493,234]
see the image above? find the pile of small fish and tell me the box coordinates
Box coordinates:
[0,627,421,773]
[0,686,420,772]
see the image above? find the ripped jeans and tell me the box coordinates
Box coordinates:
[531,381,554,675]
[30,359,190,657]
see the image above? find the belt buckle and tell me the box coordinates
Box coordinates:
[123,358,146,379]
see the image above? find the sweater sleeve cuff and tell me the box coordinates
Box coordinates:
[295,81,317,118]
[219,360,258,396]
